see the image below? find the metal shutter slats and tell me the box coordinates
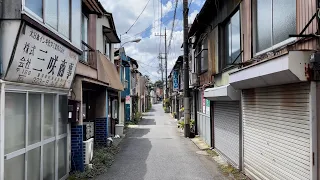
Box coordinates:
[214,101,240,167]
[243,83,311,180]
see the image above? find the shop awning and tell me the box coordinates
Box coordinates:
[229,51,313,89]
[204,84,240,101]
[97,53,124,91]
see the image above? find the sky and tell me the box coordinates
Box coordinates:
[101,0,205,82]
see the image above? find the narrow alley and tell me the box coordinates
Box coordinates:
[97,104,225,180]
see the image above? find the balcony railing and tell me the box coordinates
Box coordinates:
[80,41,97,69]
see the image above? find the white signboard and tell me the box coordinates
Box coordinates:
[5,25,78,89]
[125,95,130,104]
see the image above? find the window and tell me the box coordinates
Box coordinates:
[45,0,58,29]
[195,38,208,73]
[58,0,70,38]
[25,0,43,18]
[4,92,68,180]
[104,37,110,57]
[71,0,81,47]
[81,14,88,44]
[225,10,241,66]
[24,0,79,45]
[254,0,296,53]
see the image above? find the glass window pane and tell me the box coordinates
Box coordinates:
[273,0,296,45]
[4,155,25,180]
[5,93,26,154]
[43,142,55,180]
[81,14,88,43]
[59,95,68,135]
[25,0,43,18]
[256,0,272,52]
[72,0,82,47]
[58,0,70,38]
[45,0,58,29]
[58,138,67,179]
[28,94,41,145]
[44,94,55,139]
[27,147,41,180]
[231,11,241,64]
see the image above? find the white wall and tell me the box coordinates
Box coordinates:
[96,16,110,53]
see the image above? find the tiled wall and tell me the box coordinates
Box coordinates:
[95,117,108,146]
[71,125,84,172]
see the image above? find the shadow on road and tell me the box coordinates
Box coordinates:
[96,118,152,180]
[138,118,156,125]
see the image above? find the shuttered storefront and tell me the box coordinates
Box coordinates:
[243,83,311,180]
[214,101,240,167]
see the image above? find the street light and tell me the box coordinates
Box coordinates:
[121,38,141,47]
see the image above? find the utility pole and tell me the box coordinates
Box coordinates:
[164,27,168,99]
[156,29,167,99]
[183,0,190,137]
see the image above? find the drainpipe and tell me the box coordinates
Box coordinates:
[0,80,5,180]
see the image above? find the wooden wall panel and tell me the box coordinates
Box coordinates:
[295,0,318,50]
[208,30,216,75]
[241,0,252,62]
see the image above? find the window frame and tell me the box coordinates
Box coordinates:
[22,0,73,44]
[195,36,209,74]
[220,8,242,71]
[3,86,69,180]
[252,0,297,56]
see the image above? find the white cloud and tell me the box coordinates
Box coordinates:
[100,0,203,82]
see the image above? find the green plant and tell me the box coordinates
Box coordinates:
[133,112,142,123]
[68,145,120,179]
[178,121,185,129]
[163,106,170,113]
[179,107,185,112]
[190,119,195,126]
[163,98,171,108]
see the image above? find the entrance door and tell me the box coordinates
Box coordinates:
[3,92,69,180]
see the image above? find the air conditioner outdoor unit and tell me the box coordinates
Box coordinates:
[190,73,199,86]
[83,138,94,165]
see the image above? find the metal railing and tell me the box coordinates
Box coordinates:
[80,41,97,69]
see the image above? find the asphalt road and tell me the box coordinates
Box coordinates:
[96,104,226,180]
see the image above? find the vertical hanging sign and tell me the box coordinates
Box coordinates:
[206,99,210,115]
[173,70,179,91]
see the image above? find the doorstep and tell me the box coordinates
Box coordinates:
[191,136,210,150]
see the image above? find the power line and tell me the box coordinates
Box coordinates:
[167,0,179,55]
[123,0,152,34]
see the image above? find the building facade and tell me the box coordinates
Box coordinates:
[0,0,82,179]
[185,0,320,179]
[69,1,123,173]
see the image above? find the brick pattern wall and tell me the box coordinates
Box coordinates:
[95,118,108,146]
[71,125,84,172]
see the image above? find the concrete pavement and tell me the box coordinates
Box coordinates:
[96,104,226,180]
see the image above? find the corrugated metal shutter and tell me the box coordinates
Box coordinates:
[214,101,240,167]
[243,83,311,180]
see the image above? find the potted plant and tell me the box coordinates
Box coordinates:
[190,119,195,138]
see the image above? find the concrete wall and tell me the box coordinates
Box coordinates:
[0,20,21,77]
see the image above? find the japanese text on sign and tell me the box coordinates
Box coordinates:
[5,25,78,89]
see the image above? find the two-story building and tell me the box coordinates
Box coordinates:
[0,0,85,179]
[188,0,320,179]
[68,0,123,174]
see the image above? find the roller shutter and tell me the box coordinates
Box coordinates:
[214,101,240,167]
[243,83,311,180]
